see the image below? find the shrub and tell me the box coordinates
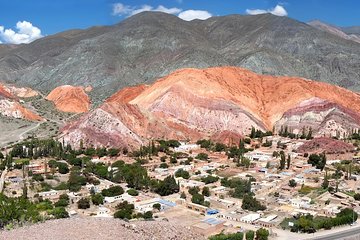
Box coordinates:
[77,198,90,209]
[153,203,161,211]
[91,193,104,205]
[195,153,208,161]
[52,207,69,219]
[127,189,139,196]
[101,186,124,197]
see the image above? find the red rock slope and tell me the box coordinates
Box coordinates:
[61,67,360,149]
[46,85,91,113]
[0,83,42,121]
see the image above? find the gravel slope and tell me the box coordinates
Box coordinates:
[0,217,205,240]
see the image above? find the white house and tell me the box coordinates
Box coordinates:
[240,213,261,223]
[244,152,272,161]
[135,198,176,213]
[174,142,200,152]
[95,207,111,217]
[290,197,311,209]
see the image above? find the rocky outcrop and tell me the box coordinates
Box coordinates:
[3,85,39,98]
[275,98,360,138]
[297,137,355,154]
[61,67,360,149]
[0,83,42,121]
[46,85,90,113]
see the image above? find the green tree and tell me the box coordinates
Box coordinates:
[279,152,286,170]
[91,193,104,205]
[209,232,244,240]
[153,203,161,211]
[322,173,329,189]
[175,169,190,179]
[180,192,187,199]
[287,154,291,169]
[240,157,251,168]
[68,167,86,192]
[354,193,360,201]
[143,211,153,219]
[127,188,139,196]
[289,179,297,188]
[159,163,169,168]
[101,186,124,197]
[155,175,179,196]
[114,201,134,220]
[52,207,69,219]
[256,228,269,240]
[308,153,327,171]
[202,186,211,197]
[246,230,255,240]
[191,193,205,205]
[196,153,208,160]
[54,194,69,207]
[58,162,69,174]
[77,198,90,209]
[242,194,266,211]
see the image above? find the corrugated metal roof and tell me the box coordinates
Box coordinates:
[202,218,223,225]
[158,199,176,207]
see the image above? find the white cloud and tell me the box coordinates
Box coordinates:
[112,3,181,17]
[112,3,133,16]
[0,21,43,44]
[178,10,212,21]
[246,4,288,17]
[112,3,212,21]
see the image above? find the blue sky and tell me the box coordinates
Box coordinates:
[0,0,359,44]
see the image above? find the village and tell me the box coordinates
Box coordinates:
[1,128,360,239]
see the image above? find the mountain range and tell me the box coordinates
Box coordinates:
[61,67,360,149]
[0,12,359,104]
[308,20,360,44]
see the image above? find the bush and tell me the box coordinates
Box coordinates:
[101,186,124,197]
[58,162,69,174]
[32,174,44,182]
[175,169,190,179]
[195,153,208,160]
[246,230,255,240]
[191,193,205,206]
[209,232,244,240]
[289,179,297,188]
[202,186,210,197]
[256,228,269,240]
[153,203,161,211]
[91,193,104,205]
[77,198,90,209]
[52,207,69,219]
[188,186,200,196]
[155,175,179,196]
[54,198,69,207]
[242,194,266,211]
[127,189,139,196]
[180,192,187,199]
[354,193,360,201]
[159,163,168,168]
[143,211,153,219]
[114,201,134,220]
[201,175,219,184]
[108,148,120,157]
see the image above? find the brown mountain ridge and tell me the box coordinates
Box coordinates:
[61,67,360,149]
